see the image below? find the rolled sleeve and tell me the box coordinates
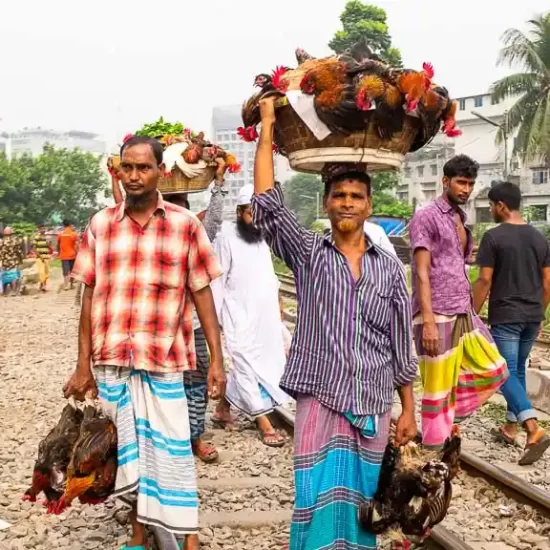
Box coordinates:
[252,184,315,271]
[71,223,96,287]
[187,221,222,293]
[409,210,435,253]
[390,262,419,387]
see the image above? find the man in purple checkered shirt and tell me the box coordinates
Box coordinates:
[251,97,418,550]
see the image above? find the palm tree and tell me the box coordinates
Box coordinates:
[490,14,550,163]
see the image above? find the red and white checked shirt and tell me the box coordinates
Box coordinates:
[72,194,222,373]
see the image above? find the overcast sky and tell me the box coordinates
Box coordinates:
[0,0,547,144]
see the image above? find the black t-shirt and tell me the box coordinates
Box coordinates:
[477,224,550,325]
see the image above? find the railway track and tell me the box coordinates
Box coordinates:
[272,407,550,550]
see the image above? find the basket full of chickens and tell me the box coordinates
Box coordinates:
[23,397,117,515]
[107,118,241,194]
[358,426,461,548]
[240,42,461,173]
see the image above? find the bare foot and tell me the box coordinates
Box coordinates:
[185,533,200,550]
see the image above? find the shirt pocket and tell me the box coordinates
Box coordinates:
[362,279,393,334]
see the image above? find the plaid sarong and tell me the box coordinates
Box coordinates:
[291,395,391,550]
[413,312,509,448]
[184,327,209,441]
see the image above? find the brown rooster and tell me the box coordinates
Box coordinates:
[23,398,83,512]
[52,399,117,514]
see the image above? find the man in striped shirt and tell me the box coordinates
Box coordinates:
[252,98,418,550]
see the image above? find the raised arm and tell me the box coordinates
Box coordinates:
[251,97,316,272]
[202,159,227,242]
[409,211,439,357]
[111,175,124,205]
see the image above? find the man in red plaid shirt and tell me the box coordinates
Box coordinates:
[64,135,225,550]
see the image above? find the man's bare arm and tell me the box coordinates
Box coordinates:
[414,249,439,357]
[472,266,493,314]
[193,286,226,399]
[254,98,276,195]
[111,175,124,205]
[63,284,97,399]
[543,267,550,311]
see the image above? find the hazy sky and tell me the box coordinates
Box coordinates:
[0,0,547,144]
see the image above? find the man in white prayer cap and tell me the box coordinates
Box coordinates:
[211,183,290,447]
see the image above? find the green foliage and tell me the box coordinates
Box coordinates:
[272,253,291,276]
[372,171,400,194]
[310,220,326,234]
[329,1,403,67]
[284,173,323,227]
[490,14,550,162]
[135,117,185,138]
[0,145,108,228]
[472,222,496,245]
[372,192,412,217]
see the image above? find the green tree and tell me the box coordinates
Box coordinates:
[329,1,402,67]
[284,173,324,227]
[490,14,550,162]
[0,145,108,228]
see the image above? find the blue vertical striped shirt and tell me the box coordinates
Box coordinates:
[252,185,418,415]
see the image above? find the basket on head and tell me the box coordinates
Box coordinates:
[272,65,421,173]
[107,155,216,194]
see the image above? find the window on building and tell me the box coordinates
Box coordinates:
[430,164,437,176]
[423,190,436,201]
[417,166,424,177]
[476,208,492,223]
[459,99,466,111]
[397,192,409,202]
[532,169,549,185]
[474,96,483,108]
[404,167,411,177]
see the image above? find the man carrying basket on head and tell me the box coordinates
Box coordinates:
[64,135,226,550]
[251,97,418,550]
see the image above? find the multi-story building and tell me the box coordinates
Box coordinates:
[401,92,550,223]
[5,128,107,158]
[210,105,294,218]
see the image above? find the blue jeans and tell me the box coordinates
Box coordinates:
[490,323,539,424]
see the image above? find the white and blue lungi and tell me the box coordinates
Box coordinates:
[96,366,198,535]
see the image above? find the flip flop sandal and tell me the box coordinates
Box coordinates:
[490,426,519,446]
[519,431,550,466]
[119,546,148,550]
[193,441,219,463]
[260,430,285,448]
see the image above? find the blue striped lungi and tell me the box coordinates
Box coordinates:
[96,366,198,535]
[291,395,391,550]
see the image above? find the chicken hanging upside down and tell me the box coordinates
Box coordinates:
[50,398,117,515]
[23,398,83,513]
[358,426,461,547]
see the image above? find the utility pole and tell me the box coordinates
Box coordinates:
[471,110,509,180]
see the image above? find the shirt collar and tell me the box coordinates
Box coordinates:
[115,191,167,222]
[435,195,466,222]
[322,230,377,254]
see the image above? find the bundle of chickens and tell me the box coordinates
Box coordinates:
[358,426,461,547]
[23,397,118,515]
[240,41,461,161]
[107,117,241,181]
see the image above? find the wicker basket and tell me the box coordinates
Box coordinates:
[272,63,421,173]
[107,155,215,194]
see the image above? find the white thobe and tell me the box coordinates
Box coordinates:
[211,223,290,418]
[363,221,396,256]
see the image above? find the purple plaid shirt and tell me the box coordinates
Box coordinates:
[409,197,473,316]
[252,185,418,416]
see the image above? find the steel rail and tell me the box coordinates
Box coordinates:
[272,408,477,550]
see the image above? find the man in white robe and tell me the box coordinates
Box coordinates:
[211,184,290,447]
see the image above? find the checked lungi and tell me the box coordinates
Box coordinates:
[96,366,198,535]
[413,312,508,448]
[291,395,391,550]
[183,327,209,442]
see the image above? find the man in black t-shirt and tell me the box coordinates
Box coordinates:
[473,181,550,465]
